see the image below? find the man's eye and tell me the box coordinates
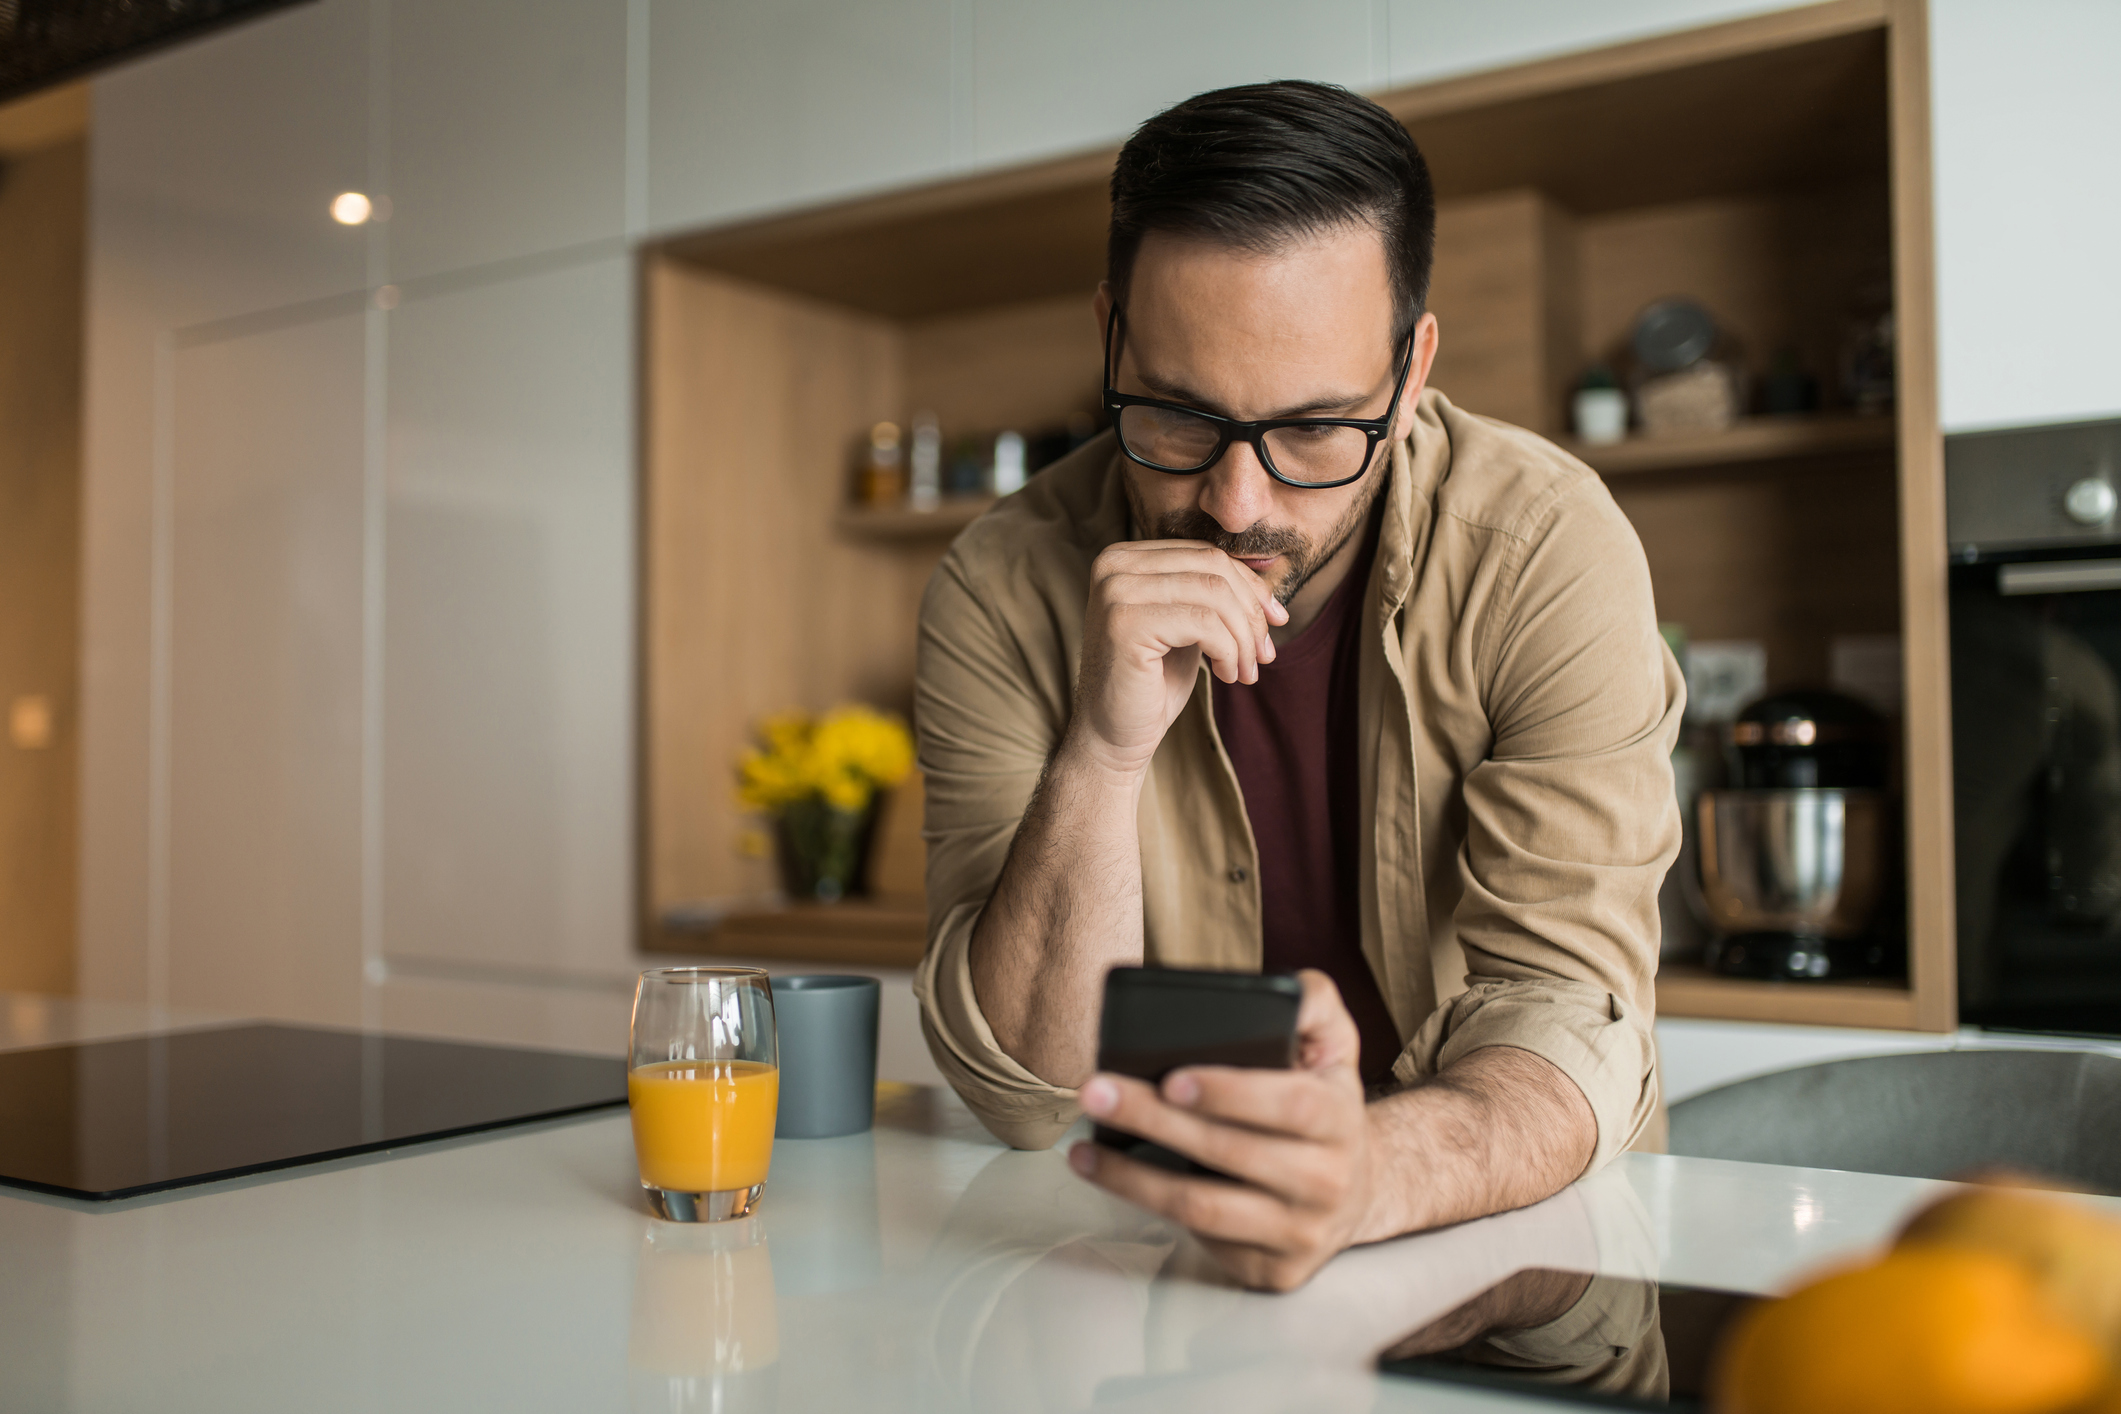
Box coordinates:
[1282,423,1340,441]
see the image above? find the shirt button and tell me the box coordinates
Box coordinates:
[1228,868,1249,884]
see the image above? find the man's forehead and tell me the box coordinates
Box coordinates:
[1125,226,1396,352]
[1130,224,1389,295]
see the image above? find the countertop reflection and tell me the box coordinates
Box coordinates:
[0,1073,1995,1412]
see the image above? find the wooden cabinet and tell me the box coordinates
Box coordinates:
[640,0,1952,1033]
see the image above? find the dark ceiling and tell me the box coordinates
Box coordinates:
[0,0,311,106]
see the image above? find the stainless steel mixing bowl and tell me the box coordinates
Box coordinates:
[1697,788,1885,938]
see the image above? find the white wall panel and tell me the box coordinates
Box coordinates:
[88,0,370,328]
[381,257,632,978]
[1931,0,2121,432]
[167,311,368,1025]
[386,0,630,281]
[76,243,162,1006]
[647,0,955,233]
[1383,0,1793,88]
[968,0,1375,171]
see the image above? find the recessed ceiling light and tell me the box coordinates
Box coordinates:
[331,191,373,226]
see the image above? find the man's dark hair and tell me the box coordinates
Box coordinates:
[1108,80,1436,346]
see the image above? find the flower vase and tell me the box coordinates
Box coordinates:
[775,797,875,904]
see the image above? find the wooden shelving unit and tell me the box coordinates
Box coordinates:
[835,497,996,542]
[651,900,928,970]
[1656,965,1919,1030]
[1566,413,1897,477]
[640,0,1952,1036]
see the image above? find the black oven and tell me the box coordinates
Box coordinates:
[1950,417,2121,1034]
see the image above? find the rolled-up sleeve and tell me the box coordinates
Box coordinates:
[910,547,1081,1149]
[1396,480,1682,1170]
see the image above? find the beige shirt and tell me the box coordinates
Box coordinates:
[912,388,1683,1165]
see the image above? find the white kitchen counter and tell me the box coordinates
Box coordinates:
[0,1010,1985,1414]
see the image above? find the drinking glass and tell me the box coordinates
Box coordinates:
[629,967,779,1222]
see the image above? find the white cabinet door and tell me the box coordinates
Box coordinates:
[648,0,956,233]
[386,0,631,282]
[169,311,369,1026]
[1932,0,2121,431]
[91,0,370,328]
[382,255,632,979]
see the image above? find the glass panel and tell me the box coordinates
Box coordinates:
[1262,422,1371,485]
[1117,404,1222,470]
[1953,569,2121,1034]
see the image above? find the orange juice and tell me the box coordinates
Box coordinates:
[628,1060,779,1193]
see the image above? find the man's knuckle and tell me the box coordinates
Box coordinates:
[1171,1185,1219,1230]
[1259,1259,1305,1293]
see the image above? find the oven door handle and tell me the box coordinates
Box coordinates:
[1998,559,2121,596]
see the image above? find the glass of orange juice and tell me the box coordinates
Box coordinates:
[629,967,779,1222]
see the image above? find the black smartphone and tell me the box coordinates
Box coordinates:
[1090,966,1303,1178]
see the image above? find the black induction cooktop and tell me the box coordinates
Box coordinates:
[0,1024,628,1201]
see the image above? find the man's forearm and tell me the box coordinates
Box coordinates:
[1356,1045,1598,1241]
[967,736,1147,1086]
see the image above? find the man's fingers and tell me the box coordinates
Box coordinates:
[1094,542,1288,645]
[1109,596,1255,684]
[1292,969,1364,1073]
[1081,1073,1343,1201]
[1070,1140,1307,1254]
[1106,563,1275,669]
[1158,1064,1356,1142]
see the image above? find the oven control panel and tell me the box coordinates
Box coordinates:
[1948,417,2121,556]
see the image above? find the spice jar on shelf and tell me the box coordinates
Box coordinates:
[856,422,904,506]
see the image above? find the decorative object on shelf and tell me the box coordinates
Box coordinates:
[944,435,990,498]
[1026,411,1101,475]
[1841,270,1896,416]
[1628,297,1741,436]
[1698,690,1898,982]
[1681,639,1767,725]
[908,412,941,512]
[1760,347,1820,416]
[736,706,915,904]
[1829,633,1903,717]
[1631,297,1720,374]
[1572,365,1628,445]
[857,421,904,506]
[1638,361,1740,435]
[992,430,1027,496]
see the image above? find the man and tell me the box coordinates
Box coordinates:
[912,80,1681,1291]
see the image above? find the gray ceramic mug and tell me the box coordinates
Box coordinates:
[771,974,881,1138]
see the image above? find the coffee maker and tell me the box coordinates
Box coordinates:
[1697,690,1895,980]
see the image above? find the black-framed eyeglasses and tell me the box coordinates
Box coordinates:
[1101,303,1414,490]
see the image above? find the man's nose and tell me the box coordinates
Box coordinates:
[1197,438,1278,535]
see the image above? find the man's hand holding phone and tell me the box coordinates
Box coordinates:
[1069,970,1385,1292]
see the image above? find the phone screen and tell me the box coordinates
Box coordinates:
[1092,967,1302,1179]
[1377,1268,1761,1410]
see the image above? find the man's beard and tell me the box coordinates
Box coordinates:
[1126,468,1386,608]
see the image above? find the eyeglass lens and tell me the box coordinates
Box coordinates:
[1116,404,1372,486]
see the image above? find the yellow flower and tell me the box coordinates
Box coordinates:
[730,704,915,822]
[812,705,915,789]
[819,769,869,813]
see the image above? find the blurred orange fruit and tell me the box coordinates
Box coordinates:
[1900,1186,2121,1359]
[1713,1246,2106,1414]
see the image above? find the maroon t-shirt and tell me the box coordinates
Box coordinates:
[1211,515,1403,1084]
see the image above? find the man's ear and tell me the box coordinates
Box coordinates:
[1092,282,1113,332]
[1394,311,1441,442]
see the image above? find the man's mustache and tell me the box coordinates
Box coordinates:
[1152,508,1308,560]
